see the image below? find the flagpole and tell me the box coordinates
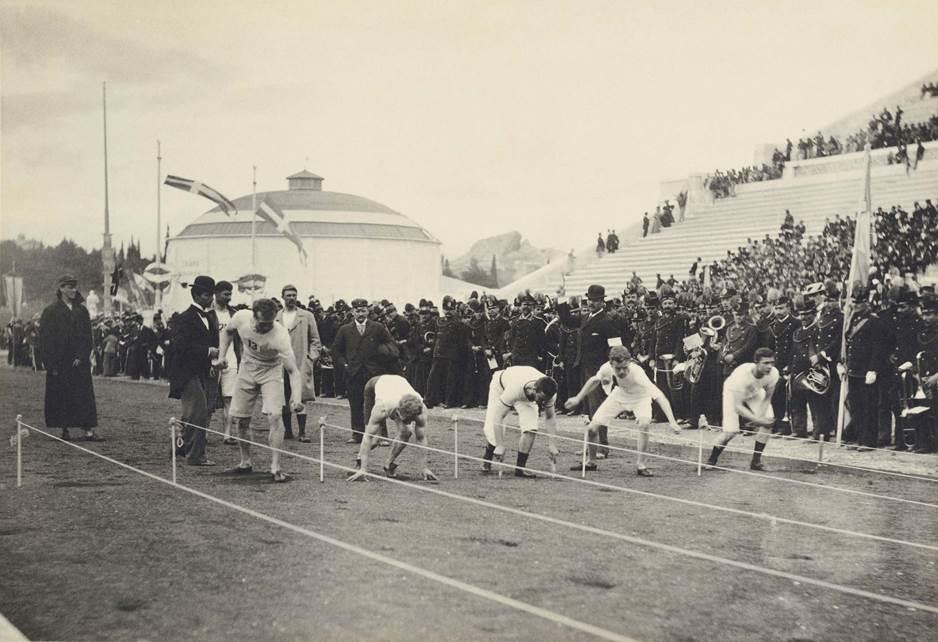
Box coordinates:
[835,143,873,446]
[251,165,257,300]
[101,81,114,316]
[156,140,162,310]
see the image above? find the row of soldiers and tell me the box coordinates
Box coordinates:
[307,279,937,453]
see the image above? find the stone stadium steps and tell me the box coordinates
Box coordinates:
[560,162,938,295]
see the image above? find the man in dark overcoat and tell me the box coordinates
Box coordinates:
[39,274,101,441]
[167,275,220,466]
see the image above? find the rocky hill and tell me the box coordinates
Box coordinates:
[447,231,564,288]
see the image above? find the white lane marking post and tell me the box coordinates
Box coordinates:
[581,427,588,478]
[697,425,704,477]
[818,437,824,466]
[169,417,177,485]
[453,415,459,479]
[16,414,23,488]
[319,417,326,483]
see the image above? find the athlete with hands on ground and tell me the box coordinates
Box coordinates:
[346,374,438,482]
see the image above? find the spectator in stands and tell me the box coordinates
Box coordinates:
[595,233,606,257]
[642,212,649,238]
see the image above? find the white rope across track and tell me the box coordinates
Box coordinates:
[176,417,938,552]
[486,420,938,508]
[16,417,938,618]
[456,413,938,484]
[13,420,638,642]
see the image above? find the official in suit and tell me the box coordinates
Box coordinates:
[277,285,322,442]
[168,275,220,466]
[557,284,621,455]
[332,298,398,442]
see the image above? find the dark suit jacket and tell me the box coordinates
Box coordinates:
[168,305,219,399]
[845,312,887,377]
[332,319,396,379]
[557,303,620,376]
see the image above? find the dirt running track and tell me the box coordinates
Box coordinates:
[1,367,936,641]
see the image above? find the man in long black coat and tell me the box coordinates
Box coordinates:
[39,274,101,441]
[167,275,219,466]
[557,285,620,454]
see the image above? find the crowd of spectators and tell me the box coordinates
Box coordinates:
[704,199,938,304]
[703,107,937,201]
[704,158,786,200]
[794,109,938,160]
[922,82,938,100]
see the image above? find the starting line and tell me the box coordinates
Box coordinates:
[11,417,938,620]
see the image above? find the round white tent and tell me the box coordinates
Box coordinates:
[163,171,442,311]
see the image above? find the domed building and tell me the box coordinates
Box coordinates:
[164,171,442,309]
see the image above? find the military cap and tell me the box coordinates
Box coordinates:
[351,298,369,308]
[215,280,233,293]
[896,289,919,305]
[920,294,938,313]
[57,273,78,287]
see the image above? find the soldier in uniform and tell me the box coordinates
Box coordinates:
[720,301,758,380]
[556,285,620,456]
[554,297,583,413]
[462,299,493,408]
[425,296,470,408]
[635,292,659,381]
[881,290,920,448]
[766,297,800,436]
[912,295,937,452]
[843,287,887,450]
[508,293,547,368]
[650,291,690,421]
[407,299,436,397]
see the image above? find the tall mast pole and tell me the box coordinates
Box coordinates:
[101,81,114,315]
[156,140,162,309]
[251,165,257,299]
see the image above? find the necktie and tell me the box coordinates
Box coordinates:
[358,324,365,336]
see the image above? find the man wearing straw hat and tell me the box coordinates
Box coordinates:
[215,297,304,483]
[565,345,680,477]
[346,374,437,482]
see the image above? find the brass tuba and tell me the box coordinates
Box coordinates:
[708,315,726,333]
[792,363,831,395]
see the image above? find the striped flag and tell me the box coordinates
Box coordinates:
[835,143,873,444]
[256,198,308,264]
[164,175,238,217]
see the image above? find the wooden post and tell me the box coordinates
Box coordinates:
[452,415,459,479]
[319,417,326,483]
[169,417,177,484]
[16,414,23,488]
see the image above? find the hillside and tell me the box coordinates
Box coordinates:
[447,231,564,288]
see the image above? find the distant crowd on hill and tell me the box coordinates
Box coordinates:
[703,109,937,201]
[921,82,938,99]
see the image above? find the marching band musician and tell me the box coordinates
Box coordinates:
[635,291,660,380]
[650,291,690,422]
[720,301,758,379]
[483,296,509,373]
[788,299,827,439]
[686,320,722,430]
[842,287,888,450]
[815,283,844,434]
[912,294,938,452]
[766,296,800,437]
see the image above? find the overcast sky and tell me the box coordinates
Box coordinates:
[2,0,936,259]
